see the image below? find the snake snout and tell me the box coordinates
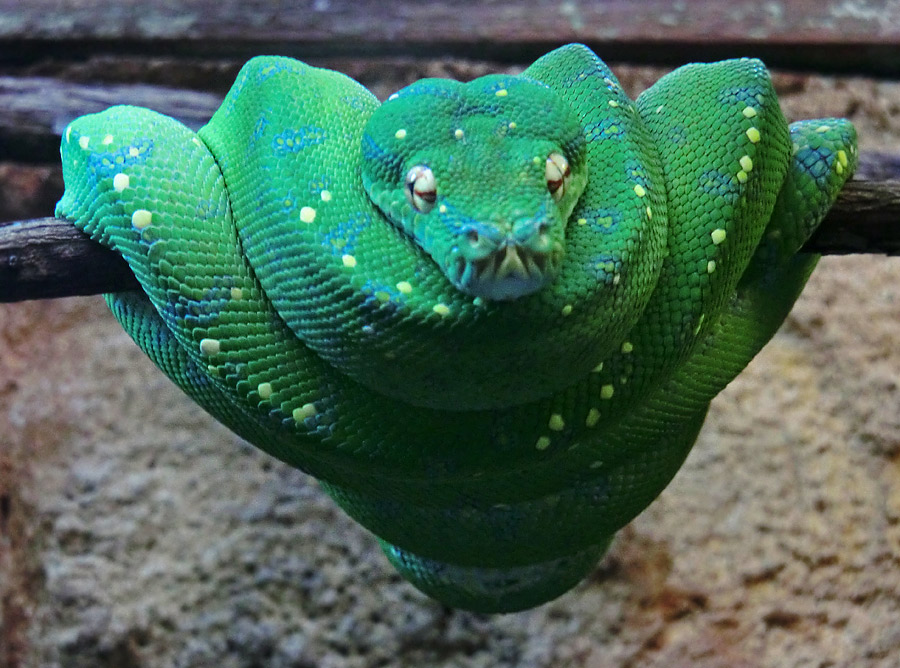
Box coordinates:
[512,217,552,250]
[447,215,562,300]
[454,240,556,301]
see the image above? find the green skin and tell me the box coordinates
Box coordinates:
[56,44,857,613]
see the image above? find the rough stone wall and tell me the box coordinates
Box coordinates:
[1,64,899,668]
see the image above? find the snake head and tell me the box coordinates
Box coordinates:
[361,74,587,301]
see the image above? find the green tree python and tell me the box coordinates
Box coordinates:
[55,44,857,612]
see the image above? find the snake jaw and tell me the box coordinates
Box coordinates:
[453,241,559,301]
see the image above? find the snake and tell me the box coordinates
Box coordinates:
[55,44,857,613]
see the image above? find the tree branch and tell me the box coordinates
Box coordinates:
[1,177,898,303]
[805,179,900,255]
[0,217,139,301]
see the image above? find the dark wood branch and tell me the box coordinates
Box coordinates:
[1,177,898,303]
[0,76,223,164]
[0,217,139,301]
[806,180,900,255]
[2,0,900,76]
[7,73,900,172]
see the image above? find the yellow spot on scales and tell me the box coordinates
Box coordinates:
[621,341,633,354]
[742,106,758,118]
[320,190,332,202]
[396,281,413,294]
[740,155,753,172]
[535,436,551,451]
[432,303,450,316]
[102,134,114,145]
[495,88,508,97]
[548,414,565,431]
[128,147,141,157]
[394,128,407,140]
[711,228,727,245]
[131,209,152,229]
[454,128,465,140]
[300,206,316,223]
[231,287,244,300]
[600,384,615,399]
[561,304,573,317]
[837,150,849,168]
[113,173,130,192]
[257,382,273,400]
[746,127,761,143]
[586,408,601,428]
[707,260,717,274]
[78,135,90,150]
[633,184,646,198]
[199,338,220,356]
[608,100,619,108]
[293,403,317,422]
[341,254,357,268]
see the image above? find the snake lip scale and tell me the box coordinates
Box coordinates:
[55,44,857,613]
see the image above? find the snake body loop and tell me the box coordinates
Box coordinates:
[57,44,857,612]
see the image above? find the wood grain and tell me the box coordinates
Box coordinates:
[1,0,899,74]
[2,174,898,302]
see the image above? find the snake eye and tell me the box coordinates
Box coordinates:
[545,152,571,202]
[405,165,437,213]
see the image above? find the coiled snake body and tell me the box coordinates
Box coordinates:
[57,45,857,612]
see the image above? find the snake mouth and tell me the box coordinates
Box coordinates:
[454,244,554,301]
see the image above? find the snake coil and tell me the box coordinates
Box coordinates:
[57,44,856,612]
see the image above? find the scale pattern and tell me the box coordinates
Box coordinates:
[56,45,857,612]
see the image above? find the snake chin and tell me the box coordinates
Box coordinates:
[453,244,557,301]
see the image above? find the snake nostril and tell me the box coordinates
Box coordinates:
[466,229,480,246]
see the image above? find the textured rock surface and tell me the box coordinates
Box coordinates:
[2,65,899,667]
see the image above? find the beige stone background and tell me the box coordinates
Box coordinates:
[1,63,899,667]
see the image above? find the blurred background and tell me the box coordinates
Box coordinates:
[1,2,899,666]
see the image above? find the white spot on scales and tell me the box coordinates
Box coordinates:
[113,173,130,192]
[131,209,152,229]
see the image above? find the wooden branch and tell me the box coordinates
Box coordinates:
[806,180,900,255]
[0,218,138,301]
[2,0,900,76]
[0,76,223,164]
[1,178,898,303]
